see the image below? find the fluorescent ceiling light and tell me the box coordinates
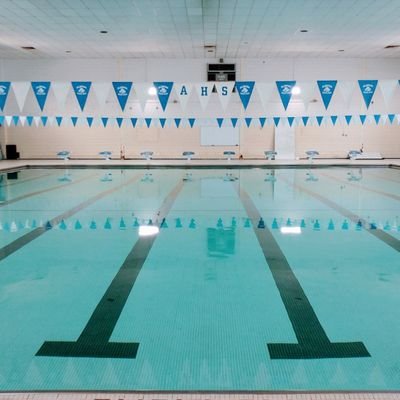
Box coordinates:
[139,225,159,236]
[148,86,157,96]
[280,226,301,234]
[291,86,301,95]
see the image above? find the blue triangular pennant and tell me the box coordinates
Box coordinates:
[359,114,367,125]
[231,118,238,127]
[0,82,11,111]
[31,81,51,111]
[358,80,378,108]
[287,116,295,127]
[316,116,323,126]
[276,81,296,110]
[116,117,123,128]
[130,117,137,127]
[26,116,33,126]
[345,115,352,125]
[145,118,152,128]
[71,81,92,111]
[259,117,266,127]
[388,114,395,124]
[101,117,108,127]
[159,118,166,128]
[153,81,173,111]
[41,116,48,126]
[245,117,252,127]
[188,118,195,128]
[235,81,255,109]
[0,116,4,125]
[273,117,280,127]
[174,118,181,128]
[302,116,309,126]
[330,115,338,125]
[86,117,93,127]
[374,114,381,124]
[112,81,132,111]
[71,116,78,126]
[317,80,337,110]
[12,116,19,126]
[217,118,224,127]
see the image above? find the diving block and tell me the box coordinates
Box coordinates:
[99,151,112,160]
[140,151,154,160]
[264,150,277,160]
[348,150,361,160]
[223,151,235,160]
[305,150,319,161]
[182,151,195,160]
[57,151,70,160]
[354,152,383,160]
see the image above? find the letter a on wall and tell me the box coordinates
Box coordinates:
[72,81,92,111]
[153,82,173,111]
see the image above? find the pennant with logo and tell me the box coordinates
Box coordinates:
[72,81,92,111]
[0,82,11,111]
[215,82,234,110]
[317,80,337,110]
[31,81,51,111]
[112,82,132,111]
[358,80,378,108]
[195,83,214,110]
[153,81,173,111]
[235,81,255,110]
[276,81,296,110]
[175,84,192,111]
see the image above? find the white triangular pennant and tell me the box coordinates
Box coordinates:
[215,82,235,110]
[300,82,317,111]
[5,116,12,126]
[33,116,40,127]
[92,82,111,110]
[52,82,70,110]
[338,81,356,108]
[11,81,30,112]
[134,83,151,111]
[195,83,214,110]
[256,82,275,111]
[174,83,192,110]
[19,116,26,126]
[379,79,398,106]
[47,116,55,126]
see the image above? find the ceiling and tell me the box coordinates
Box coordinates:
[0,0,400,59]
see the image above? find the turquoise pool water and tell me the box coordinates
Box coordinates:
[0,166,399,392]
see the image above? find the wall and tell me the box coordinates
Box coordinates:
[1,57,400,159]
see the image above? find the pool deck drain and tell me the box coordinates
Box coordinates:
[1,393,400,400]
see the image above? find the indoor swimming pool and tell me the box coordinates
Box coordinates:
[0,166,399,392]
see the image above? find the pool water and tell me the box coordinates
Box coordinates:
[0,166,399,392]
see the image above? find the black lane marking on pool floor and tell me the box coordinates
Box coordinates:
[0,171,55,187]
[237,186,370,360]
[0,173,141,263]
[321,171,400,203]
[0,172,97,208]
[36,180,184,359]
[281,176,400,253]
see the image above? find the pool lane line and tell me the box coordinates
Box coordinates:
[320,171,400,203]
[0,172,98,208]
[0,173,142,263]
[280,175,400,253]
[236,185,370,360]
[36,180,184,359]
[367,170,400,184]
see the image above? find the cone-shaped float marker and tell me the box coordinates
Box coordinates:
[148,219,153,225]
[119,217,126,229]
[59,220,67,230]
[258,218,265,229]
[217,218,223,228]
[272,218,279,229]
[300,219,306,228]
[176,218,183,228]
[45,221,52,230]
[313,220,320,230]
[75,220,82,230]
[104,218,112,229]
[160,218,168,228]
[328,219,335,230]
[286,218,292,226]
[244,218,251,228]
[342,220,349,230]
[356,220,362,230]
[370,222,377,230]
[189,218,196,229]
[90,220,97,229]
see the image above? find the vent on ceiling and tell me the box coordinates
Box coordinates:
[21,46,36,50]
[384,45,400,49]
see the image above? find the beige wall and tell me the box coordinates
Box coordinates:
[5,125,274,159]
[295,124,400,159]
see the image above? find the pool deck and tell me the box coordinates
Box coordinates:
[1,158,399,400]
[0,158,399,170]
